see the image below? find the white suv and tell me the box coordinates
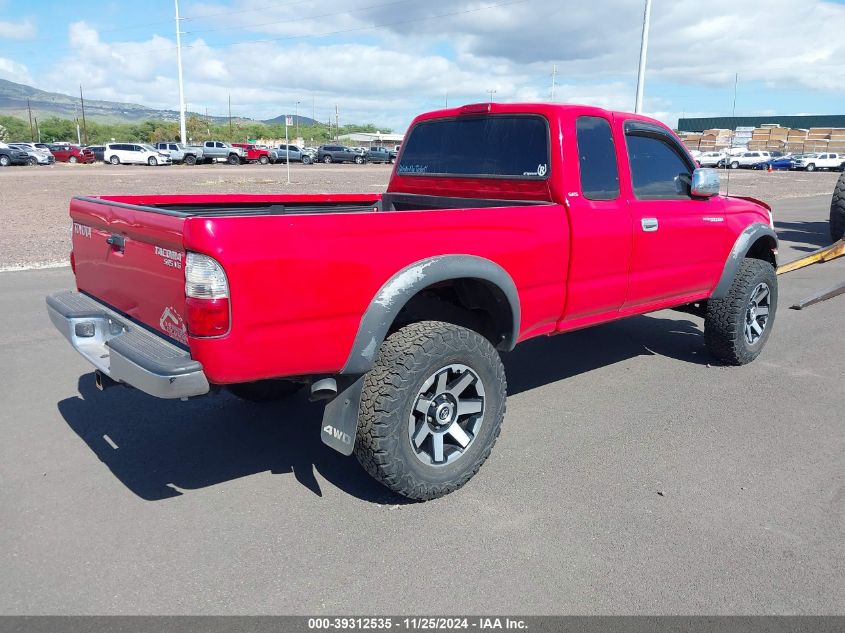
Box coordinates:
[105,143,172,166]
[698,151,727,167]
[728,151,772,169]
[794,153,845,172]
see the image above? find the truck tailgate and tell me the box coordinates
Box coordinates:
[70,197,189,344]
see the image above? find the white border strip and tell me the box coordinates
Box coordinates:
[0,261,70,273]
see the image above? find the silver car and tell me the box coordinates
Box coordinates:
[9,142,55,165]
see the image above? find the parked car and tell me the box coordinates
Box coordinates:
[49,144,95,164]
[231,143,278,165]
[697,151,727,168]
[751,156,799,171]
[366,146,394,164]
[831,171,845,241]
[201,141,245,165]
[0,142,30,166]
[793,152,845,172]
[155,142,204,165]
[104,143,172,166]
[317,144,365,164]
[47,102,779,500]
[720,151,773,169]
[9,142,56,165]
[84,145,106,162]
[275,144,313,164]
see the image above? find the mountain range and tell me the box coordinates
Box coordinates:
[0,78,317,126]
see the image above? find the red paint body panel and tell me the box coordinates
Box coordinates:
[67,103,774,387]
[231,143,272,162]
[51,146,95,163]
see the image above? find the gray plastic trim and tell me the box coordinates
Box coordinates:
[341,255,521,375]
[711,223,778,299]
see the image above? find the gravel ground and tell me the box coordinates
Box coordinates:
[0,163,839,270]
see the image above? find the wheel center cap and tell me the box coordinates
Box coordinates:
[435,403,453,424]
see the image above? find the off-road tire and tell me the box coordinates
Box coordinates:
[259,155,269,165]
[227,154,240,165]
[830,172,845,241]
[227,379,302,402]
[705,258,777,365]
[355,321,507,501]
[184,154,197,166]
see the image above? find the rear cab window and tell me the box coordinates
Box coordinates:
[397,114,549,179]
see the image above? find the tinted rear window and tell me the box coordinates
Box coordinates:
[397,115,549,179]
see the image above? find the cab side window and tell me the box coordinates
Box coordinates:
[625,127,694,200]
[575,116,620,201]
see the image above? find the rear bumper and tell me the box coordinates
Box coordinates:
[46,291,210,399]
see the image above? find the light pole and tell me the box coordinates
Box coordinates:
[634,0,652,114]
[174,0,187,144]
[487,88,496,102]
[295,101,300,141]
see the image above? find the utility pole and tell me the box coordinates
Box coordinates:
[34,117,40,142]
[174,0,187,144]
[27,98,34,141]
[445,90,448,108]
[550,64,557,101]
[335,104,339,141]
[487,88,496,102]
[228,93,233,140]
[79,85,88,144]
[634,0,652,114]
[73,102,81,144]
[312,95,315,123]
[295,101,300,141]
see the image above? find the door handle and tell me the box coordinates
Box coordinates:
[106,234,125,252]
[641,218,659,232]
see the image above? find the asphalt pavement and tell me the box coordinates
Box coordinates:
[0,195,842,614]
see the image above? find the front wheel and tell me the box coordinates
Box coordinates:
[28,156,38,166]
[148,156,157,166]
[323,155,333,164]
[68,156,78,164]
[730,161,739,169]
[184,154,197,166]
[302,155,312,165]
[705,258,777,365]
[259,155,269,165]
[805,163,816,172]
[354,155,365,164]
[355,321,506,500]
[227,154,240,165]
[830,172,845,241]
[0,155,10,167]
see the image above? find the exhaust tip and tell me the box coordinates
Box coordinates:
[310,377,338,401]
[94,370,119,391]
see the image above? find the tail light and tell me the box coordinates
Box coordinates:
[185,252,230,337]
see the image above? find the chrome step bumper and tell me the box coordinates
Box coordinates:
[46,291,209,399]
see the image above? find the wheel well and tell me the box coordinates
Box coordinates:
[746,236,777,266]
[388,278,514,349]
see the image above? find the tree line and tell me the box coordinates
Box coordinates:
[0,114,388,145]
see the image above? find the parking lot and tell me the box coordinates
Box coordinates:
[0,167,842,614]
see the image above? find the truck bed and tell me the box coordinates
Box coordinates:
[77,193,551,217]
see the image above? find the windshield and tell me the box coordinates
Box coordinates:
[397,114,549,179]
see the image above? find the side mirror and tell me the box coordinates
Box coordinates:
[690,168,720,198]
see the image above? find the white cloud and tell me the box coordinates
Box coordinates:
[0,57,32,84]
[28,1,845,132]
[0,18,36,39]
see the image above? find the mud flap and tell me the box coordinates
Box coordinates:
[320,375,365,456]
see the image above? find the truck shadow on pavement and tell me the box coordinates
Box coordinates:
[57,314,708,503]
[774,219,832,252]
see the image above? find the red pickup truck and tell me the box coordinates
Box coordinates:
[231,143,276,165]
[47,103,778,500]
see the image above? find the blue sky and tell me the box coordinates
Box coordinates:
[1,0,844,132]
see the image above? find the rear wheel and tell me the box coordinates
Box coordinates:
[323,155,333,164]
[730,161,739,169]
[109,156,120,165]
[227,154,240,165]
[0,155,10,167]
[28,156,38,166]
[806,163,816,172]
[184,154,197,166]
[354,155,365,164]
[355,321,506,500]
[227,379,303,403]
[830,172,845,241]
[68,156,78,164]
[705,258,777,365]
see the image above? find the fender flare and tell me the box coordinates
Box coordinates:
[340,255,521,375]
[711,223,778,299]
